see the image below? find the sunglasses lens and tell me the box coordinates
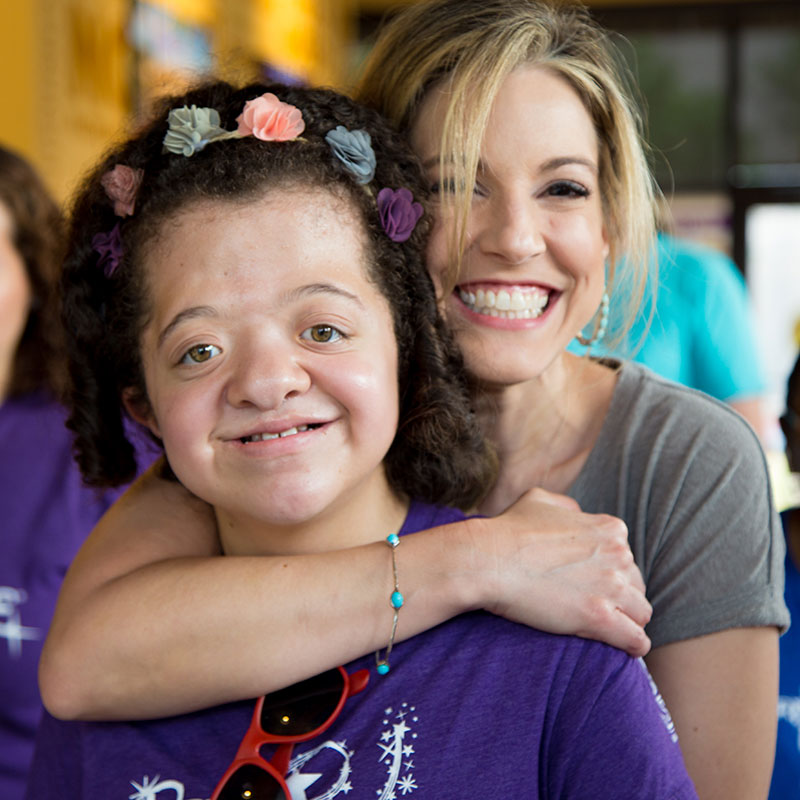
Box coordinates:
[217,764,287,800]
[260,667,346,736]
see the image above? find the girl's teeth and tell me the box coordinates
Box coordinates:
[459,287,550,319]
[243,425,309,443]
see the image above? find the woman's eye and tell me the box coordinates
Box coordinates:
[430,177,457,195]
[301,325,344,344]
[547,180,589,199]
[430,177,485,197]
[180,344,221,364]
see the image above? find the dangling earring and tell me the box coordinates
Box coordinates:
[575,290,610,347]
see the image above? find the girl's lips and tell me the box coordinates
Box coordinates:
[239,423,326,443]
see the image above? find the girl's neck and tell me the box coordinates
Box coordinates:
[215,469,409,557]
[476,353,618,515]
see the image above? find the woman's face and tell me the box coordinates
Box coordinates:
[411,65,609,387]
[129,188,401,552]
[0,200,32,396]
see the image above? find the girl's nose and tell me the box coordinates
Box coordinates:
[225,336,311,410]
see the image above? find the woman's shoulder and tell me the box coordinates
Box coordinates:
[608,360,763,453]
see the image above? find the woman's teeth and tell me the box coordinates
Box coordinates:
[241,424,314,443]
[458,286,549,319]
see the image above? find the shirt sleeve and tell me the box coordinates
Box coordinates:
[24,712,83,798]
[544,641,698,799]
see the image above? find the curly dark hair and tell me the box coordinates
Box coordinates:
[62,80,495,510]
[0,145,66,398]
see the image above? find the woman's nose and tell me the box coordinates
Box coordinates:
[225,336,311,410]
[476,194,545,265]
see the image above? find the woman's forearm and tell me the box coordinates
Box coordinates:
[40,528,480,720]
[40,472,650,721]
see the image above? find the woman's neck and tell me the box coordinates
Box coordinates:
[476,353,618,515]
[215,468,409,557]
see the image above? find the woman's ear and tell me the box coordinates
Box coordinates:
[122,388,161,439]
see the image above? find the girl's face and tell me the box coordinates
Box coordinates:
[411,65,609,387]
[129,188,401,550]
[0,201,32,396]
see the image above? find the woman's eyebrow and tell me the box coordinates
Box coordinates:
[540,156,598,173]
[421,154,598,173]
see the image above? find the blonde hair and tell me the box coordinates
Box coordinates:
[357,0,659,339]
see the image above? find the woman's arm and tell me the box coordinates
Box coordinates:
[39,464,650,721]
[645,627,779,800]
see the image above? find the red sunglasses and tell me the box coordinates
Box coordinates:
[211,666,369,800]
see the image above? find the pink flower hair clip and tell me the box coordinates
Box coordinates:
[100,165,144,217]
[236,93,306,141]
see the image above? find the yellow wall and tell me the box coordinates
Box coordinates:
[0,0,357,204]
[0,0,131,204]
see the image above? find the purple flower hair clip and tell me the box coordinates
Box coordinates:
[92,223,124,278]
[377,188,424,243]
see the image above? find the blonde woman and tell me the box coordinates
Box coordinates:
[41,2,786,797]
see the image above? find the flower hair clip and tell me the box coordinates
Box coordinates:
[326,126,376,185]
[163,93,305,157]
[325,125,422,241]
[237,93,305,141]
[159,95,422,244]
[377,188,424,243]
[92,223,123,278]
[101,165,144,217]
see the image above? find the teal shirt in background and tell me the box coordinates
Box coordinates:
[572,232,766,402]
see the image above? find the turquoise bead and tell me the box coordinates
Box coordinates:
[386,533,400,547]
[391,591,404,609]
[377,663,390,675]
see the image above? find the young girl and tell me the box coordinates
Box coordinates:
[40,2,785,797]
[27,81,696,798]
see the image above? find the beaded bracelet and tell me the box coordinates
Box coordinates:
[375,533,403,676]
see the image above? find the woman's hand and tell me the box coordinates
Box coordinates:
[469,487,652,657]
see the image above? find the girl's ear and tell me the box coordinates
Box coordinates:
[122,388,162,439]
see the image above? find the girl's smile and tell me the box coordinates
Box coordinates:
[128,187,406,554]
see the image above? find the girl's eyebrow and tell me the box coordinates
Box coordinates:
[288,282,365,308]
[158,306,215,349]
[156,284,366,349]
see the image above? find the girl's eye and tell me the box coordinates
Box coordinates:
[300,325,344,344]
[547,180,590,199]
[180,344,221,364]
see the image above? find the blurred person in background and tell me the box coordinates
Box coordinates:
[0,144,153,799]
[771,352,800,798]
[575,199,769,440]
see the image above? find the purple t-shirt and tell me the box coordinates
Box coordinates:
[26,501,697,799]
[0,393,156,799]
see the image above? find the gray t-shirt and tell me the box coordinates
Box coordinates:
[569,360,790,648]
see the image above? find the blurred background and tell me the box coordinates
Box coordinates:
[1,0,799,494]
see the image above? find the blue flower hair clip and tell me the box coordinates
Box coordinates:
[325,126,377,185]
